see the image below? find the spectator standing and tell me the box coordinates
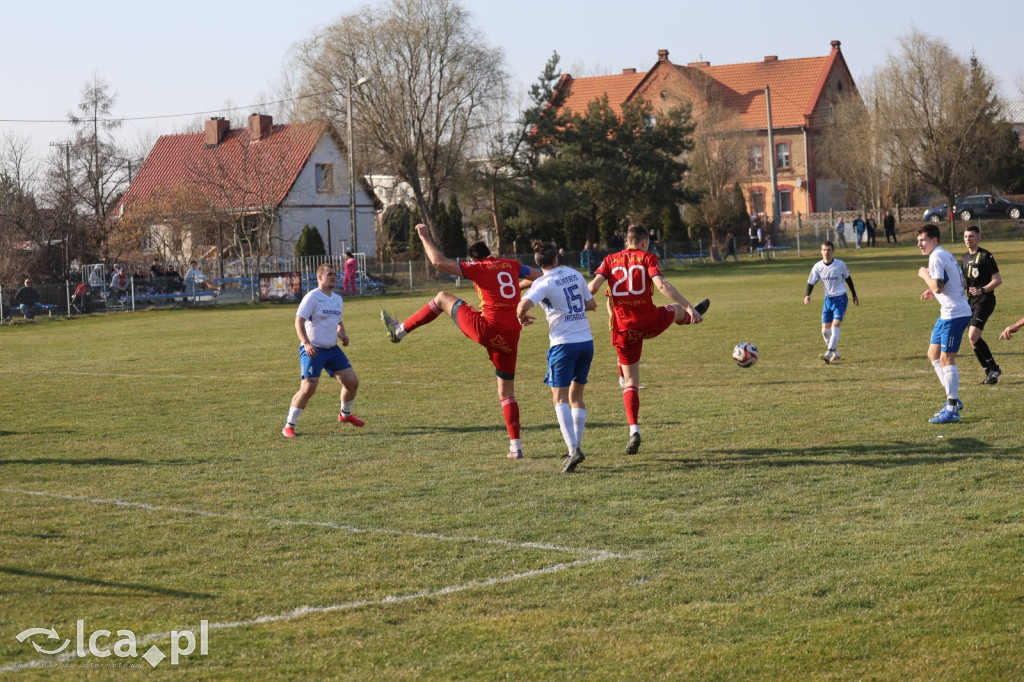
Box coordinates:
[343,251,358,296]
[724,232,738,262]
[883,210,898,244]
[834,217,848,248]
[853,213,866,249]
[14,278,42,319]
[749,217,763,256]
[866,214,877,247]
[609,229,625,253]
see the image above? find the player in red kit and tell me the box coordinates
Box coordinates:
[589,224,710,455]
[381,224,540,459]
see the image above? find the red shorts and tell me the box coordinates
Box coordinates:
[610,305,676,365]
[454,302,520,378]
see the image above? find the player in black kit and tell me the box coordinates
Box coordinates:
[961,226,1002,384]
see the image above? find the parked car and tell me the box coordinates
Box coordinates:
[952,194,1024,221]
[923,203,948,222]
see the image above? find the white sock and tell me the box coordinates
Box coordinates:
[571,408,587,448]
[286,406,303,426]
[396,324,407,340]
[340,400,354,417]
[943,365,960,403]
[828,327,840,352]
[555,403,576,451]
[821,327,832,347]
[510,438,521,453]
[932,359,947,392]
[629,424,640,437]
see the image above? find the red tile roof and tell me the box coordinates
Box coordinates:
[690,55,833,129]
[556,45,847,131]
[559,72,646,118]
[116,120,329,215]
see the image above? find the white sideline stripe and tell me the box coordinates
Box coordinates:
[0,554,615,673]
[1,488,629,558]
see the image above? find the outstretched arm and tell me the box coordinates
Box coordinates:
[415,224,463,278]
[1000,315,1024,340]
[653,275,701,323]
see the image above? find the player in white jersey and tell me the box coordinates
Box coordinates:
[804,241,858,364]
[917,224,972,424]
[517,241,597,473]
[282,263,363,437]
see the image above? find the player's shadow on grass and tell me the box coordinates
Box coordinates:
[0,566,215,599]
[663,437,1004,468]
[0,457,150,467]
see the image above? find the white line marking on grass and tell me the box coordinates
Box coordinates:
[0,553,614,673]
[1,488,631,558]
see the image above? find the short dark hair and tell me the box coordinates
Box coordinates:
[821,240,835,249]
[963,225,980,235]
[626,224,649,244]
[467,240,491,260]
[917,224,941,241]
[532,240,559,268]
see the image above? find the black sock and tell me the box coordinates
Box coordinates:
[974,338,994,371]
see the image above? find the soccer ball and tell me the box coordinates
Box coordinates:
[732,342,759,368]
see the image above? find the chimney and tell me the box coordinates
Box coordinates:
[248,113,273,141]
[831,40,841,50]
[204,117,229,146]
[657,49,669,62]
[622,68,636,75]
[688,61,710,68]
[764,55,778,62]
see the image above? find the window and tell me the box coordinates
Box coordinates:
[748,146,763,172]
[775,143,791,169]
[315,163,334,193]
[779,190,793,214]
[644,114,656,129]
[750,190,766,215]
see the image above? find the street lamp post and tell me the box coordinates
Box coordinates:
[347,76,371,254]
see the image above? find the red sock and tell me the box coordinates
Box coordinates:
[501,397,520,440]
[403,300,442,333]
[622,386,640,426]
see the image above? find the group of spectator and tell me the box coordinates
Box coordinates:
[834,210,898,249]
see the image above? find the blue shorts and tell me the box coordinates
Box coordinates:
[544,341,594,388]
[822,294,848,324]
[930,316,971,353]
[299,345,351,380]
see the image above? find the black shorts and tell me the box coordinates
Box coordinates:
[969,295,996,330]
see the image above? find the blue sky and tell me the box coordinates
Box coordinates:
[2,0,1020,163]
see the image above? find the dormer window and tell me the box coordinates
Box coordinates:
[315,164,334,193]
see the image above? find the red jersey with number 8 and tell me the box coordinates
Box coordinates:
[596,248,663,330]
[460,257,530,330]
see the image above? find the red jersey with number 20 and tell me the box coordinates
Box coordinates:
[596,248,664,330]
[460,257,531,330]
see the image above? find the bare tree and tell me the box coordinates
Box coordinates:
[67,72,130,227]
[292,0,507,241]
[872,30,1005,234]
[684,102,748,247]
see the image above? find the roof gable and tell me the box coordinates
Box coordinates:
[116,118,330,215]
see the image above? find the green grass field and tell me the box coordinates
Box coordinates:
[4,240,1024,679]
